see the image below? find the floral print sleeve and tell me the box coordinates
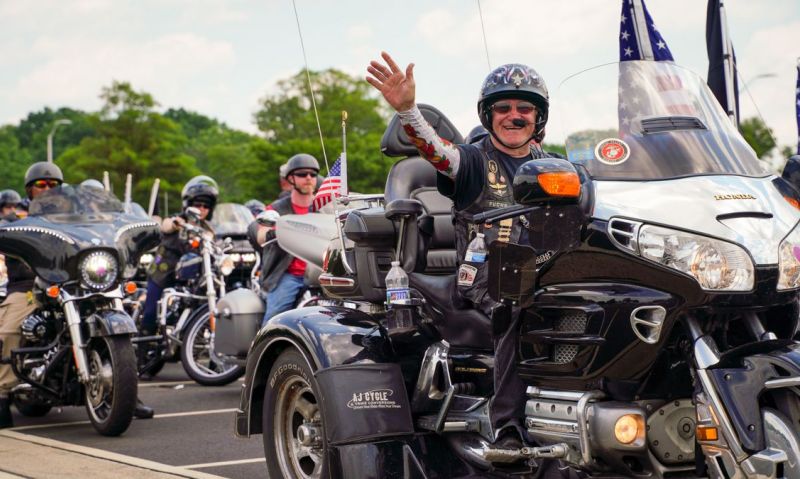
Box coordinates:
[397,105,461,179]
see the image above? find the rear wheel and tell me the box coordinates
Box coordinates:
[263,348,326,479]
[180,308,244,386]
[84,336,138,436]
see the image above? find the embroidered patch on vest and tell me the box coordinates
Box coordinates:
[487,160,508,196]
[457,264,478,286]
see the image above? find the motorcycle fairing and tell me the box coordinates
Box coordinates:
[237,305,392,437]
[707,341,800,453]
[592,175,800,266]
[0,214,160,284]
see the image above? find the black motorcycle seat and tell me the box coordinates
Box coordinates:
[409,272,493,350]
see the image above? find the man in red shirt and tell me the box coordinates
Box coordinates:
[257,154,319,326]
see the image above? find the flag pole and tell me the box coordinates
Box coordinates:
[718,0,737,125]
[340,110,348,196]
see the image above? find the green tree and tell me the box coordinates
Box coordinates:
[0,126,32,190]
[15,107,94,163]
[740,117,777,159]
[58,81,199,204]
[254,68,390,194]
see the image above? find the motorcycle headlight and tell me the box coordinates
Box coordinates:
[79,251,119,290]
[778,224,800,290]
[241,253,257,264]
[637,225,754,291]
[219,255,235,276]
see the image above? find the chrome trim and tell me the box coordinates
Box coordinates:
[577,390,604,465]
[686,315,720,369]
[62,295,89,383]
[697,369,746,461]
[526,387,585,402]
[607,218,642,254]
[0,225,75,244]
[318,274,355,287]
[592,175,798,265]
[764,377,800,390]
[114,221,158,242]
[630,305,666,344]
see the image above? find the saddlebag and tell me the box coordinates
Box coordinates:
[215,288,264,357]
[316,363,414,445]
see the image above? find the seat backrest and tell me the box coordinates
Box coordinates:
[381,104,464,274]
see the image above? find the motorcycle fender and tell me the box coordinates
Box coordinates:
[708,340,800,453]
[87,309,137,337]
[236,305,391,438]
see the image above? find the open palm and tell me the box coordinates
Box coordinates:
[366,51,416,112]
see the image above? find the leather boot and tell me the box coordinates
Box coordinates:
[0,395,13,429]
[134,398,154,419]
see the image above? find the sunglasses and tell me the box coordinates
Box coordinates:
[31,179,61,189]
[490,101,537,115]
[292,171,318,178]
[190,202,211,209]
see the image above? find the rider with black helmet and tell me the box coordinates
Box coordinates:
[367,52,557,441]
[139,176,218,372]
[0,190,22,222]
[255,153,319,326]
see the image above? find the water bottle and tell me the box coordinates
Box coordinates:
[465,232,487,263]
[385,260,410,305]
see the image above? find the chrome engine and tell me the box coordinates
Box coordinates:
[21,313,56,343]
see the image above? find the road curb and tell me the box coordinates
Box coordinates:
[0,430,226,479]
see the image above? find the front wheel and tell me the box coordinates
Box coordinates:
[84,336,138,436]
[180,308,244,386]
[263,348,326,479]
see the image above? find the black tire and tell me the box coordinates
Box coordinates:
[263,348,326,479]
[84,336,138,436]
[180,307,244,386]
[12,396,52,417]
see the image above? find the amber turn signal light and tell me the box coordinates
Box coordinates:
[614,414,645,445]
[190,238,200,249]
[46,285,60,298]
[696,425,719,441]
[538,172,581,197]
[124,281,138,295]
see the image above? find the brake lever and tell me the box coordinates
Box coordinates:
[470,204,540,225]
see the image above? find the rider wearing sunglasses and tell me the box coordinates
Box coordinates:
[140,176,218,382]
[368,53,559,445]
[254,153,320,327]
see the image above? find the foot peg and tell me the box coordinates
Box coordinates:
[484,443,569,464]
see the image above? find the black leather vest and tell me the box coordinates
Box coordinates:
[259,196,301,292]
[454,137,546,311]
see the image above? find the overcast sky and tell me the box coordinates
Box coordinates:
[1,0,798,152]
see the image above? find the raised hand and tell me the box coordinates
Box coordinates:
[366,51,416,112]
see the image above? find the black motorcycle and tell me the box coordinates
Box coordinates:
[234,61,800,478]
[0,185,159,436]
[135,211,244,386]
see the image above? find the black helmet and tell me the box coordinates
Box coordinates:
[0,189,22,208]
[244,199,266,216]
[284,153,320,178]
[181,175,219,220]
[477,63,549,143]
[24,162,64,188]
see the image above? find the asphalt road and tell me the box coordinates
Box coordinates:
[5,362,266,479]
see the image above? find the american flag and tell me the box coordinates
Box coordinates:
[619,0,674,62]
[313,157,342,211]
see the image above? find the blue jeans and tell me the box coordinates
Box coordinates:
[142,279,166,334]
[262,273,305,326]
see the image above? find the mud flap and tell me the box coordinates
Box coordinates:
[316,363,414,445]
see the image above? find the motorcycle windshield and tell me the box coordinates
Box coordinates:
[550,61,768,180]
[211,203,254,237]
[0,185,160,283]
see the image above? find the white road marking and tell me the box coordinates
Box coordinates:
[182,458,264,469]
[0,429,226,479]
[0,471,27,479]
[9,408,237,431]
[139,380,195,388]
